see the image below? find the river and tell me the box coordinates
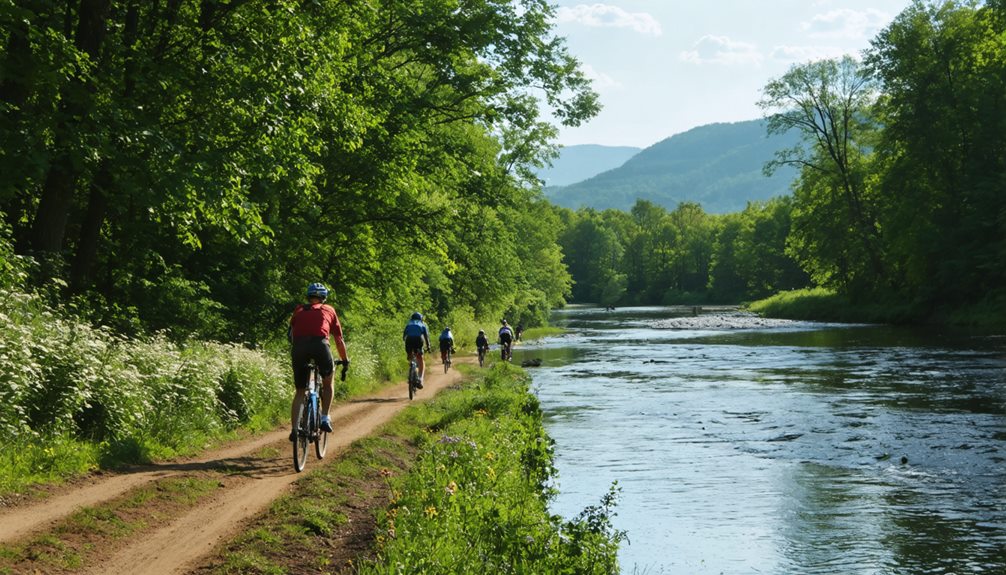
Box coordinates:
[512,306,1006,575]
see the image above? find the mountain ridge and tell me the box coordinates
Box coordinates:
[541,119,801,214]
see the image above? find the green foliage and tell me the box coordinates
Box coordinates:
[358,364,625,574]
[866,0,1006,309]
[745,1,1006,318]
[0,0,597,345]
[557,199,807,306]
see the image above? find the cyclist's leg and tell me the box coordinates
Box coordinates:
[307,340,336,417]
[290,387,307,432]
[417,348,426,379]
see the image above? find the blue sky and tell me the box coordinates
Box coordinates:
[550,0,914,148]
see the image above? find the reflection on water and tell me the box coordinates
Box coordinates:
[515,306,1006,575]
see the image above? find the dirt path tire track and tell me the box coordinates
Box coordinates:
[1,359,471,575]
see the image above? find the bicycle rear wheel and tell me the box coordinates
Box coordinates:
[293,401,310,472]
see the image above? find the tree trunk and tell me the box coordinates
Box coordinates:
[28,0,111,257]
[70,162,112,292]
[69,1,141,291]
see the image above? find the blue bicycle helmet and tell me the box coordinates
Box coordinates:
[306,282,329,299]
[411,311,423,321]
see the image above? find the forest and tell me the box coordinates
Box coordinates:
[2,0,1005,342]
[558,0,1006,324]
[1,0,597,345]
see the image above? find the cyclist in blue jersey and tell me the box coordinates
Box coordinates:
[403,312,431,387]
[439,326,455,365]
[498,319,514,361]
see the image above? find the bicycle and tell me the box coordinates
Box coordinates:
[500,341,513,362]
[477,345,488,367]
[407,348,427,400]
[293,359,348,472]
[443,347,453,373]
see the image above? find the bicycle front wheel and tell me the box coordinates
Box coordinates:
[315,406,328,459]
[408,363,417,400]
[293,401,310,472]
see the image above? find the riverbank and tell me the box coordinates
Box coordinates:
[198,362,625,574]
[746,287,1006,329]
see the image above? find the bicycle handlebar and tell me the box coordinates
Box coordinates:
[334,359,350,381]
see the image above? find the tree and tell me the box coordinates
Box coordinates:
[867,0,1006,309]
[759,56,885,297]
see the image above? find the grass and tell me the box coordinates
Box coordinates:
[746,287,917,324]
[747,286,1006,328]
[521,326,566,340]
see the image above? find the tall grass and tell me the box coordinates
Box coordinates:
[358,363,626,574]
[746,287,918,324]
[0,285,290,494]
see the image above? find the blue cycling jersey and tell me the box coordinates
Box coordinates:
[439,329,453,341]
[403,320,428,338]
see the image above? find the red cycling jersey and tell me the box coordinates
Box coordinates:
[290,303,343,338]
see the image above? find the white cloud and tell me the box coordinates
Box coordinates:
[770,44,847,62]
[555,4,662,36]
[802,9,890,39]
[581,64,622,90]
[679,35,763,66]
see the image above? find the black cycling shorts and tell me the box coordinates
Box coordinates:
[405,335,425,355]
[291,336,334,389]
[499,333,513,345]
[439,340,453,352]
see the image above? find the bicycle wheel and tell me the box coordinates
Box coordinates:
[408,362,417,400]
[478,349,485,367]
[314,401,328,459]
[293,400,310,472]
[444,353,450,373]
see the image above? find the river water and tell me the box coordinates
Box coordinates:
[513,306,1006,575]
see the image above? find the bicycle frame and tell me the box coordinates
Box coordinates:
[293,359,348,472]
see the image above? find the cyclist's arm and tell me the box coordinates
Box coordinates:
[333,334,348,362]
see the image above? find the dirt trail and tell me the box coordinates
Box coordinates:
[0,359,469,574]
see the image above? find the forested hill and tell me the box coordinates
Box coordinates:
[545,119,801,213]
[535,144,640,187]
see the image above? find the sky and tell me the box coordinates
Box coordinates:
[550,0,915,148]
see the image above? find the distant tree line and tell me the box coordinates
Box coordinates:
[554,198,809,306]
[0,0,599,341]
[557,0,1006,320]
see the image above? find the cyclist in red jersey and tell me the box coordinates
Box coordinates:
[288,282,349,440]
